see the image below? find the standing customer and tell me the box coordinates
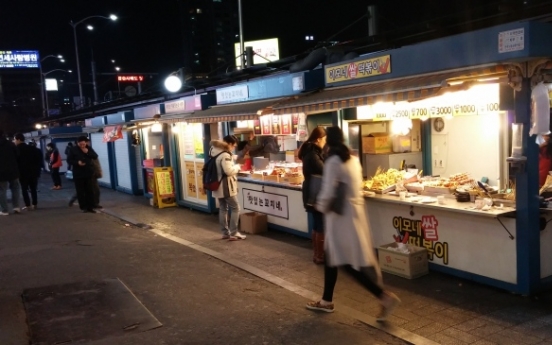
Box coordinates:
[297,127,327,264]
[64,142,74,171]
[67,136,98,213]
[46,143,63,190]
[306,126,400,322]
[0,131,22,215]
[209,135,246,241]
[14,133,42,210]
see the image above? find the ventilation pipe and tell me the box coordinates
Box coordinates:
[245,46,254,68]
[289,47,328,73]
[368,5,379,36]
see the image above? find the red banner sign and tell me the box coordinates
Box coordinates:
[103,126,123,143]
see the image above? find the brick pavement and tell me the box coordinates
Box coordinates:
[16,175,552,344]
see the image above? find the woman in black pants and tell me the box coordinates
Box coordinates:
[297,127,326,264]
[305,127,400,322]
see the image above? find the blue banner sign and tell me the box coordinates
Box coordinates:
[0,50,39,68]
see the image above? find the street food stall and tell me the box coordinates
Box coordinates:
[271,21,552,295]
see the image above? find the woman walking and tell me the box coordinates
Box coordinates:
[297,127,326,264]
[46,143,62,190]
[306,126,400,322]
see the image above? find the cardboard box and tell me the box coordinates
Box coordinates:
[280,175,304,185]
[262,174,280,182]
[239,212,268,234]
[362,133,391,154]
[378,242,428,279]
[251,173,264,180]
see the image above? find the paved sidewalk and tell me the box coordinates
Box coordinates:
[16,175,552,344]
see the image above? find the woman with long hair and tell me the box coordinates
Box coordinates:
[306,126,400,322]
[297,127,327,264]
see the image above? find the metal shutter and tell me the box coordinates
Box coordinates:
[90,133,111,185]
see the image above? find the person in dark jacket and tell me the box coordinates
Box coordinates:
[46,142,63,190]
[64,142,74,171]
[67,136,98,213]
[297,127,327,264]
[0,131,22,215]
[14,133,43,210]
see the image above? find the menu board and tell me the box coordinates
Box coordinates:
[253,120,262,135]
[272,115,281,134]
[357,84,501,121]
[281,115,292,135]
[261,115,272,135]
[196,162,207,200]
[292,114,299,134]
[185,161,197,199]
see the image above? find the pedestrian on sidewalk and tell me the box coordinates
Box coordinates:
[69,147,103,209]
[209,135,246,241]
[0,130,22,215]
[64,142,74,171]
[306,126,400,322]
[297,127,327,264]
[67,136,98,213]
[14,133,42,210]
[46,143,63,190]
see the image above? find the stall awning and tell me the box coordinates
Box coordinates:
[183,98,285,123]
[274,65,508,115]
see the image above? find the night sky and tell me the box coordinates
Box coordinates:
[0,0,527,101]
[0,0,475,75]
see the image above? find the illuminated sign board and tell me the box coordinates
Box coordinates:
[117,75,144,82]
[325,54,391,84]
[234,38,279,69]
[45,78,58,91]
[0,50,39,68]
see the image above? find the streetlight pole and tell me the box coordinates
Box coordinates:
[238,0,245,69]
[69,14,117,109]
[39,54,63,117]
[42,69,72,117]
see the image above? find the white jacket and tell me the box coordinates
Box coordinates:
[209,140,240,199]
[316,154,381,277]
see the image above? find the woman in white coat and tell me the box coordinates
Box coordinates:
[306,126,400,322]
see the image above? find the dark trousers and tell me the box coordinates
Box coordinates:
[92,178,100,206]
[20,176,38,207]
[74,177,95,210]
[322,263,383,302]
[51,168,61,187]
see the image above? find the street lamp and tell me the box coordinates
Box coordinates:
[70,14,117,109]
[42,69,72,117]
[39,54,63,117]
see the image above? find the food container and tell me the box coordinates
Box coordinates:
[454,190,471,202]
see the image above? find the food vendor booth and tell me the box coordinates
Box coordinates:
[161,94,217,212]
[272,21,552,295]
[181,70,326,236]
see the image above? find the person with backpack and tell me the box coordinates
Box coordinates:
[207,135,246,241]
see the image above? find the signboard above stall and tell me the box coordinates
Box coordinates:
[326,55,391,85]
[356,84,500,121]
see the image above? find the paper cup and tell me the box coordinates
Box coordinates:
[475,199,484,209]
